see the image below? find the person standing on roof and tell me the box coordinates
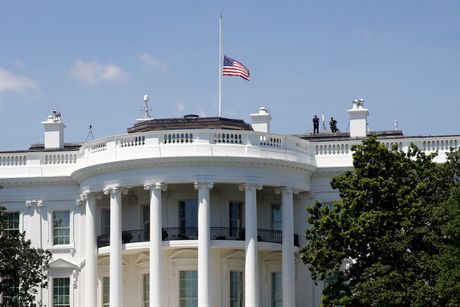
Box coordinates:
[312,115,320,134]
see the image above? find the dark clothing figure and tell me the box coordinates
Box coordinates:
[312,115,320,134]
[330,117,338,133]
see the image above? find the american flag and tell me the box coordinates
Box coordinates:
[223,56,250,81]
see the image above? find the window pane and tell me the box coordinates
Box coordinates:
[230,271,243,307]
[53,277,70,307]
[101,209,110,235]
[179,200,198,237]
[271,204,282,231]
[143,274,149,307]
[229,202,243,238]
[103,277,110,307]
[53,211,70,245]
[272,272,282,307]
[179,270,198,307]
[5,212,20,236]
[2,280,18,304]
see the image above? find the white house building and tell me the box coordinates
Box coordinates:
[0,99,458,307]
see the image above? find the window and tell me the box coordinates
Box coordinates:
[179,200,198,238]
[102,277,109,307]
[2,280,18,305]
[53,277,70,307]
[229,202,243,239]
[101,209,110,235]
[323,272,337,290]
[53,211,70,245]
[4,211,19,236]
[271,204,282,231]
[143,274,149,307]
[179,270,198,307]
[230,271,243,307]
[271,272,282,307]
[143,205,150,241]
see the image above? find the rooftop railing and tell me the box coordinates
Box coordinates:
[314,135,460,159]
[0,130,316,177]
[1,131,459,170]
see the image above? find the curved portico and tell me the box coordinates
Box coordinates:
[76,155,311,307]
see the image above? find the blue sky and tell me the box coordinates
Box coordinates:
[1,1,459,150]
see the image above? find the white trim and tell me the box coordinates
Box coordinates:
[49,275,73,307]
[222,251,245,307]
[48,209,75,252]
[169,250,198,307]
[138,269,149,307]
[262,253,282,307]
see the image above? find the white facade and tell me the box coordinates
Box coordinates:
[0,105,458,307]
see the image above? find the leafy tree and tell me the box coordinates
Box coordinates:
[301,137,459,306]
[0,206,51,306]
[434,186,460,306]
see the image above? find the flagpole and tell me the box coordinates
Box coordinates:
[218,13,223,117]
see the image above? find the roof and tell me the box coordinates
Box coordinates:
[127,115,253,133]
[296,130,404,142]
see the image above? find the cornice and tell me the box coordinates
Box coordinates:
[0,176,77,187]
[71,156,316,183]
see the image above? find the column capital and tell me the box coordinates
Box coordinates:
[26,200,43,208]
[194,181,214,190]
[103,186,128,196]
[144,183,168,192]
[275,186,299,195]
[238,183,263,191]
[76,192,88,206]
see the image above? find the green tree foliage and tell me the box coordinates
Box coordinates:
[434,186,460,306]
[301,137,460,306]
[0,206,51,306]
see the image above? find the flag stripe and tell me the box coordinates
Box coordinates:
[223,56,250,81]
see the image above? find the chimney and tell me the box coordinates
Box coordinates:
[347,99,369,138]
[42,111,66,149]
[250,107,271,133]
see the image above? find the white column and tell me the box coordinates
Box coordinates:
[144,183,167,307]
[104,187,123,307]
[281,187,295,307]
[241,183,262,307]
[84,193,97,307]
[194,181,213,307]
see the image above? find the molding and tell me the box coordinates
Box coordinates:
[0,177,77,187]
[274,186,301,195]
[25,199,43,208]
[238,183,263,191]
[71,156,316,183]
[194,181,214,190]
[144,182,168,192]
[103,186,129,196]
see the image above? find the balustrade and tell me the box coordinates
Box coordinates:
[96,227,300,248]
[43,153,77,165]
[0,154,27,166]
[2,130,459,169]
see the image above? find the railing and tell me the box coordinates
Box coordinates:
[163,132,194,144]
[3,130,458,170]
[314,136,460,158]
[43,153,77,165]
[0,154,27,166]
[119,135,146,148]
[96,227,300,248]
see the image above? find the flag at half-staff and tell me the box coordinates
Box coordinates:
[223,55,250,81]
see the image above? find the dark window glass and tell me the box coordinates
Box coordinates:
[229,202,243,238]
[272,204,282,231]
[179,200,198,237]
